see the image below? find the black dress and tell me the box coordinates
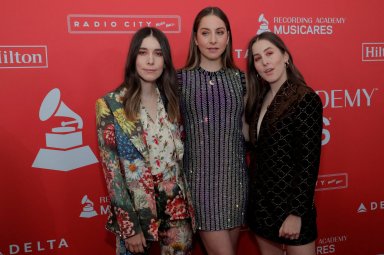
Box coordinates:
[178,67,248,231]
[248,81,323,245]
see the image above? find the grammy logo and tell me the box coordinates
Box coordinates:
[80,195,98,218]
[257,13,271,35]
[32,88,98,171]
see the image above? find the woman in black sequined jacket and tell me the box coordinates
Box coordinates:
[245,32,323,255]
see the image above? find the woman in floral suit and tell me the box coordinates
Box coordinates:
[96,27,194,255]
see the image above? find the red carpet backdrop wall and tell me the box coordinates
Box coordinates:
[1,0,383,254]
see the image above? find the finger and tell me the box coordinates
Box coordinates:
[138,244,145,253]
[278,226,284,237]
[130,244,139,254]
[127,244,134,253]
[141,235,147,247]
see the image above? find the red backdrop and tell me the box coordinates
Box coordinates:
[1,1,384,254]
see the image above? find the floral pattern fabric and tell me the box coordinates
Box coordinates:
[95,87,195,243]
[139,88,182,176]
[117,219,193,255]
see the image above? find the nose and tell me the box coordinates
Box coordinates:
[209,34,217,44]
[147,53,154,65]
[261,56,268,66]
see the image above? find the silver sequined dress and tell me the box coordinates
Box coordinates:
[178,67,248,231]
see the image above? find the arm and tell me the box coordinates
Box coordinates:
[241,71,250,142]
[289,92,323,217]
[96,98,143,239]
[279,92,323,239]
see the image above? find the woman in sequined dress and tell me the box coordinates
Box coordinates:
[245,32,322,255]
[96,27,194,255]
[177,7,248,255]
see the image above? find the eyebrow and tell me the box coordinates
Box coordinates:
[253,46,273,56]
[139,47,162,51]
[199,27,226,30]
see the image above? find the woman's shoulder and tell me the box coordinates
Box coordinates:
[292,82,315,95]
[294,83,322,105]
[97,87,126,106]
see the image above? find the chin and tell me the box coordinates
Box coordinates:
[206,55,222,62]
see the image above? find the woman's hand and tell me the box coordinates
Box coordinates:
[279,214,301,240]
[124,232,147,253]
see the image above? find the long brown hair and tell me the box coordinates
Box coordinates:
[245,31,307,123]
[184,6,237,69]
[119,27,180,121]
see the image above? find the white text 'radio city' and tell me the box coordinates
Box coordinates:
[67,14,181,33]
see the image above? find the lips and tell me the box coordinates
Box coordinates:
[143,69,158,73]
[264,68,274,74]
[207,47,219,52]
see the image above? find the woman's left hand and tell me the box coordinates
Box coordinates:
[278,214,301,240]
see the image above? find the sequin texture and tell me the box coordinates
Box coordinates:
[178,67,248,231]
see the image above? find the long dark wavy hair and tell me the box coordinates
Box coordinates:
[245,31,307,123]
[184,6,237,69]
[118,27,180,121]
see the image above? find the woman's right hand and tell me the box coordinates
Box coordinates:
[124,232,147,254]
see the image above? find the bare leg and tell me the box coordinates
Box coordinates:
[228,227,241,251]
[286,241,316,255]
[199,229,237,255]
[254,235,284,255]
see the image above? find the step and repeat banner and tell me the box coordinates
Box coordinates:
[1,0,383,254]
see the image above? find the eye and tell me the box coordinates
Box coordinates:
[266,51,273,56]
[217,30,225,35]
[254,56,261,62]
[138,50,147,56]
[201,31,209,36]
[155,51,163,57]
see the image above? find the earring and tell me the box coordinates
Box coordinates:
[285,61,289,68]
[256,73,260,79]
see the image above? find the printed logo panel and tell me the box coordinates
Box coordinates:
[316,173,348,191]
[32,88,98,171]
[67,14,181,33]
[362,42,384,61]
[256,13,346,36]
[0,45,48,69]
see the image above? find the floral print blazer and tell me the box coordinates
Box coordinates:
[96,87,195,241]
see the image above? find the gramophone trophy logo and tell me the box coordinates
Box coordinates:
[257,13,271,35]
[32,88,98,171]
[80,195,98,218]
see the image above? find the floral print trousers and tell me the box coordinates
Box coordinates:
[117,171,193,255]
[117,219,192,255]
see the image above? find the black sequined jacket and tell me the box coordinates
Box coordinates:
[248,80,323,244]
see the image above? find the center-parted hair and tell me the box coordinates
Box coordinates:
[245,31,307,123]
[184,6,237,70]
[119,27,180,121]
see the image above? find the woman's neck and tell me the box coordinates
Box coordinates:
[199,57,223,72]
[140,81,157,97]
[269,79,287,97]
